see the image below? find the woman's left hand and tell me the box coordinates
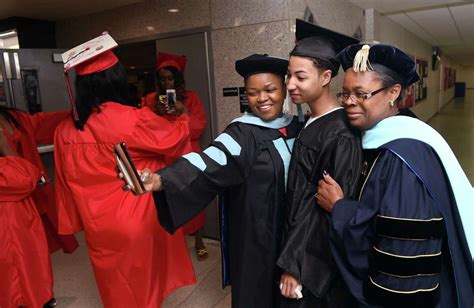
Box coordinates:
[316,172,344,213]
[167,99,187,115]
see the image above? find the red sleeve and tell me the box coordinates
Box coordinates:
[185,92,207,142]
[141,92,157,109]
[53,126,84,234]
[0,156,39,201]
[128,107,192,161]
[16,110,70,144]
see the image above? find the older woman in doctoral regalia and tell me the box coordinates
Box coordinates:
[317,43,474,307]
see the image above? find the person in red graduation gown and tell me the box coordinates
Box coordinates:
[0,128,54,308]
[55,43,196,307]
[0,105,79,254]
[142,52,208,260]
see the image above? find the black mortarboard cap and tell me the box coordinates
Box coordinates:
[291,19,359,77]
[336,43,420,87]
[235,54,288,78]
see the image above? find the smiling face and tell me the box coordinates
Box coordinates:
[286,55,332,105]
[245,73,285,121]
[341,68,401,130]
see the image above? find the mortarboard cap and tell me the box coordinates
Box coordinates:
[336,43,420,87]
[235,54,288,79]
[156,52,187,72]
[291,19,359,77]
[62,32,118,76]
[61,32,119,121]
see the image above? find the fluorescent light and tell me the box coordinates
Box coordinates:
[0,30,17,38]
[168,8,180,13]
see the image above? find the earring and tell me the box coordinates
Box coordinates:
[389,100,394,107]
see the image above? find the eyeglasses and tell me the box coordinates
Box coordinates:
[336,87,387,104]
[159,76,175,82]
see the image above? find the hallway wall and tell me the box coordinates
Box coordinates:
[457,67,474,89]
[370,10,463,122]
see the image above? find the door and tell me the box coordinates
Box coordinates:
[0,48,70,112]
[155,33,219,238]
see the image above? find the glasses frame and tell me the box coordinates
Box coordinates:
[337,86,388,104]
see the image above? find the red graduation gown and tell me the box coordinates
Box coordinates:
[0,156,53,308]
[5,110,78,253]
[142,90,207,234]
[54,102,196,307]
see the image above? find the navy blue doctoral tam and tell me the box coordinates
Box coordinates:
[235,54,288,79]
[336,44,420,87]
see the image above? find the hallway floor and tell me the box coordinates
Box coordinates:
[50,90,473,307]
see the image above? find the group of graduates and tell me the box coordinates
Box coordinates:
[1,18,473,308]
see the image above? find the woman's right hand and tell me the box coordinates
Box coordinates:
[138,168,162,192]
[280,271,300,299]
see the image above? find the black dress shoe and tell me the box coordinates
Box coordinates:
[44,298,57,307]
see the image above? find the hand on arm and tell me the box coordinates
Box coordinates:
[316,172,344,213]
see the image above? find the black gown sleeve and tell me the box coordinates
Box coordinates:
[330,150,447,306]
[153,123,257,234]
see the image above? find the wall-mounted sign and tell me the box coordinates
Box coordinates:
[223,87,238,97]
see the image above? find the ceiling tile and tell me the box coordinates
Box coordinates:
[348,0,465,13]
[388,13,438,44]
[407,8,462,45]
[449,4,474,43]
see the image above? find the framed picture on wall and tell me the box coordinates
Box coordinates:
[20,69,42,114]
[415,58,428,102]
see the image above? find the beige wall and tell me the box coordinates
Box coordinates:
[457,67,474,89]
[372,11,465,121]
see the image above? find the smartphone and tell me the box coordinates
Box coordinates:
[166,89,176,109]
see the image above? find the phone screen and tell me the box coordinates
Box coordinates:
[166,89,176,109]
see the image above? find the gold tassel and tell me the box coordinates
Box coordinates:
[353,44,373,72]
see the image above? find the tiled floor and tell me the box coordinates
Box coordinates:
[50,91,473,307]
[51,233,230,307]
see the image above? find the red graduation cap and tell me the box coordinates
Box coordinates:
[62,32,119,120]
[155,52,187,72]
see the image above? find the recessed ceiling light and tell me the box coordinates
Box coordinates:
[146,26,155,31]
[130,66,136,69]
[168,8,180,13]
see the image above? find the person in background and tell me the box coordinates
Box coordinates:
[136,54,303,307]
[317,43,473,307]
[0,105,78,255]
[0,127,56,308]
[54,34,195,307]
[142,52,209,260]
[278,20,361,307]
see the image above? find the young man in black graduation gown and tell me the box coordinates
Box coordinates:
[277,19,362,307]
[144,54,303,307]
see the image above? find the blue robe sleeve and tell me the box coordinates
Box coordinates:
[330,149,454,307]
[153,123,257,234]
